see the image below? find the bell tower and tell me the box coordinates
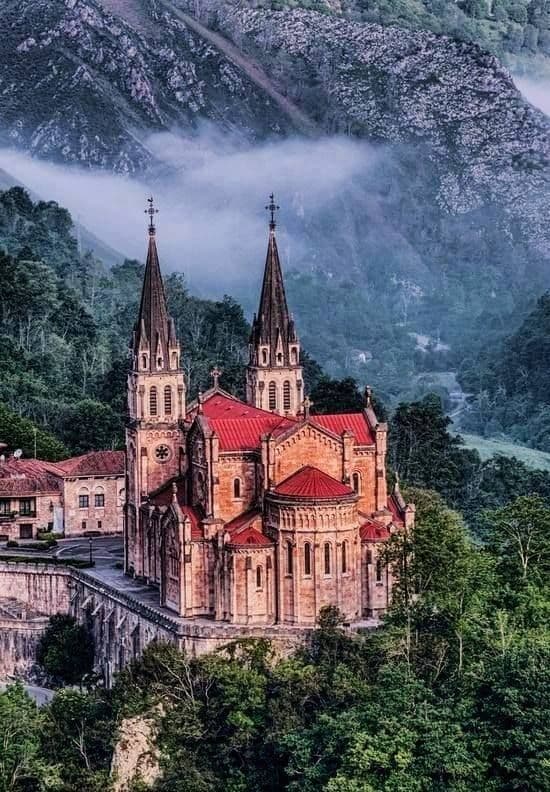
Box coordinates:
[125,197,186,576]
[246,194,303,416]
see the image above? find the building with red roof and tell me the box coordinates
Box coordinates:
[0,450,125,541]
[126,197,415,625]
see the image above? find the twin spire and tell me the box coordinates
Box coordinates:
[132,193,298,376]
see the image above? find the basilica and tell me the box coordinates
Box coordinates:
[125,199,414,626]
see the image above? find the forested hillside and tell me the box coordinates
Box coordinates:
[270,0,550,72]
[459,292,550,450]
[2,482,549,790]
[0,187,251,455]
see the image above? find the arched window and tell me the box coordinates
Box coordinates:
[233,478,241,499]
[342,541,347,573]
[149,386,158,416]
[256,565,263,589]
[304,542,311,576]
[283,380,291,412]
[171,352,178,368]
[352,472,361,494]
[268,381,277,411]
[141,354,147,370]
[286,541,293,575]
[291,347,298,364]
[94,486,105,508]
[164,386,172,415]
[157,356,163,369]
[277,352,283,364]
[376,558,383,582]
[324,543,331,575]
[262,349,268,365]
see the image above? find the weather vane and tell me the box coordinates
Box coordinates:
[145,195,159,235]
[265,193,279,230]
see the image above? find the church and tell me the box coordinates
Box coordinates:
[125,197,414,626]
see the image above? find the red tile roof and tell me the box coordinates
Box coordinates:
[0,458,64,495]
[197,393,375,452]
[149,480,202,539]
[360,518,390,542]
[274,466,355,500]
[311,413,375,445]
[61,451,125,477]
[224,509,272,546]
[201,392,285,421]
[209,416,292,451]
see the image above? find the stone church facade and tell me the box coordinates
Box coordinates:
[125,201,414,625]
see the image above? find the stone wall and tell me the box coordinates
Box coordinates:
[0,563,311,687]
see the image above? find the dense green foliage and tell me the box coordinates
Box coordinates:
[2,484,548,791]
[37,614,95,687]
[460,292,550,451]
[389,393,550,530]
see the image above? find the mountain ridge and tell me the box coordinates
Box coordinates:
[2,0,550,403]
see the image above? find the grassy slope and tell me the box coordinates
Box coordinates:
[461,432,550,472]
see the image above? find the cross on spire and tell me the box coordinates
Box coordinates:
[145,195,159,236]
[265,192,279,231]
[210,366,222,389]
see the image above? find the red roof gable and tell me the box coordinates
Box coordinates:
[311,413,375,445]
[61,451,125,477]
[360,518,390,542]
[196,394,375,452]
[201,392,285,421]
[209,416,293,451]
[0,458,64,495]
[274,466,355,500]
[224,509,272,546]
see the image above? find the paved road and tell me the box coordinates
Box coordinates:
[55,537,124,568]
[0,536,124,569]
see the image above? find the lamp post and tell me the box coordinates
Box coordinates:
[88,537,93,566]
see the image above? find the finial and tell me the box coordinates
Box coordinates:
[365,385,373,409]
[210,366,222,389]
[302,395,312,419]
[172,481,178,503]
[265,192,280,231]
[145,195,159,236]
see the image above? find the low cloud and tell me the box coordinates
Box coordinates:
[0,130,379,299]
[515,76,550,116]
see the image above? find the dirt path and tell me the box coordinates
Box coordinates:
[161,0,319,137]
[101,0,319,137]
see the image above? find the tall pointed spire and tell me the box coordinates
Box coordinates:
[132,197,179,373]
[246,195,302,416]
[251,194,295,365]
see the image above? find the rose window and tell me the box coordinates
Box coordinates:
[155,444,171,462]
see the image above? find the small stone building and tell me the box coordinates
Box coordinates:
[0,451,125,540]
[62,451,125,537]
[126,199,414,625]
